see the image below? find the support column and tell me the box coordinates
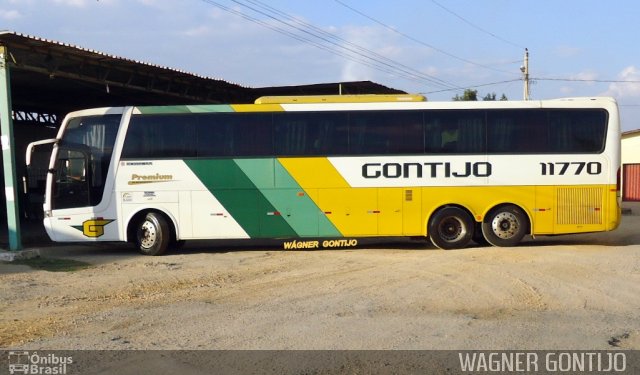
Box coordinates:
[0,45,22,250]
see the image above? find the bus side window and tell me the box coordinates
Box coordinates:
[426,111,484,154]
[123,115,197,158]
[488,110,548,154]
[440,123,459,151]
[196,113,234,157]
[232,113,273,157]
[121,123,144,158]
[548,110,607,153]
[424,120,441,153]
[349,111,423,155]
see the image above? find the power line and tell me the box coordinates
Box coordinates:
[235,0,458,89]
[429,0,525,50]
[535,77,640,83]
[200,1,353,68]
[334,0,520,76]
[199,0,529,95]
[423,78,522,95]
[200,0,462,90]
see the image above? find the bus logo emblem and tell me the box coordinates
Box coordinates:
[72,219,114,237]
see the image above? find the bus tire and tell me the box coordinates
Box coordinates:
[172,240,187,249]
[482,205,528,247]
[428,207,474,250]
[473,223,489,246]
[136,212,170,256]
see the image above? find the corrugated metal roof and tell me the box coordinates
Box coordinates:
[0,30,405,115]
[622,129,640,137]
[0,30,248,87]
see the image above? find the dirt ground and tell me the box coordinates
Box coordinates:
[1,204,639,351]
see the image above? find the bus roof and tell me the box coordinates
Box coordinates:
[254,94,427,104]
[77,96,617,117]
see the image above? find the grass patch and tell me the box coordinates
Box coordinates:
[6,257,93,272]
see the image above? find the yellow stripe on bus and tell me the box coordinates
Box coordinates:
[279,157,372,235]
[230,104,284,112]
[278,157,619,238]
[278,157,350,189]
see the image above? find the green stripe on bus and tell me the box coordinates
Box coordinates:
[185,159,297,238]
[185,105,235,113]
[236,159,342,237]
[137,105,234,114]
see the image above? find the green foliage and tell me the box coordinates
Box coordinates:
[452,89,478,101]
[452,89,508,101]
[483,93,496,101]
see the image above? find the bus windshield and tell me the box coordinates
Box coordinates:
[52,114,121,209]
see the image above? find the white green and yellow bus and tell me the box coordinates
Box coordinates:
[26,95,621,255]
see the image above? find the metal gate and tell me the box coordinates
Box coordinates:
[623,163,640,201]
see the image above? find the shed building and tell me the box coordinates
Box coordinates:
[621,129,640,202]
[0,31,404,249]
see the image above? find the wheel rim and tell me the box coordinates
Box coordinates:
[491,212,519,239]
[139,219,157,249]
[438,216,467,243]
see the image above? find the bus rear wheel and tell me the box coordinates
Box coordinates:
[473,223,489,246]
[428,207,474,250]
[482,205,528,247]
[136,212,170,256]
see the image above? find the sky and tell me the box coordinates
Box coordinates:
[1,0,639,131]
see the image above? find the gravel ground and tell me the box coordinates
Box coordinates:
[1,204,639,352]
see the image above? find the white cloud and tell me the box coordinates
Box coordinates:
[554,45,582,59]
[338,24,420,84]
[602,66,640,99]
[421,66,440,77]
[49,0,117,7]
[0,8,21,20]
[52,0,87,7]
[182,25,211,37]
[341,58,372,82]
[571,70,598,82]
[560,86,574,95]
[135,0,176,10]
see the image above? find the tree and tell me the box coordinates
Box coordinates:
[452,89,508,101]
[483,92,496,101]
[452,89,478,101]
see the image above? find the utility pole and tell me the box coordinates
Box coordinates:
[0,45,22,250]
[521,48,530,100]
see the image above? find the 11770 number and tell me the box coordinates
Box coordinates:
[540,162,602,176]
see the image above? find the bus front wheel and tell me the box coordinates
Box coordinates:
[482,205,528,247]
[428,207,474,250]
[136,212,170,256]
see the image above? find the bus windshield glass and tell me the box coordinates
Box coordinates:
[52,114,121,209]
